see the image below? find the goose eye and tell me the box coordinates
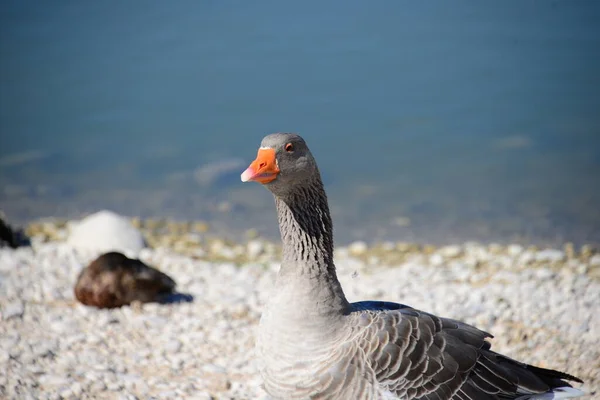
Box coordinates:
[285,143,294,152]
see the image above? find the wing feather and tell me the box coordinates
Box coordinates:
[349,301,581,399]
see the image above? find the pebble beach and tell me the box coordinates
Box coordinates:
[1,214,599,399]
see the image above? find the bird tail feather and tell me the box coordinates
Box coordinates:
[516,387,585,399]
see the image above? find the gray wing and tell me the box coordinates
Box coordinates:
[349,301,582,400]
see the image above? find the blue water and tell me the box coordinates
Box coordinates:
[1,1,600,245]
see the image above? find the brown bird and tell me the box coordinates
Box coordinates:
[74,251,176,308]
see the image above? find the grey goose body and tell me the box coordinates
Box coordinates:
[241,133,584,400]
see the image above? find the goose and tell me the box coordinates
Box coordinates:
[74,251,176,309]
[240,133,584,400]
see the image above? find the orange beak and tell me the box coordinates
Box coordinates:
[240,148,280,184]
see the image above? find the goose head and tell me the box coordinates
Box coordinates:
[241,133,320,197]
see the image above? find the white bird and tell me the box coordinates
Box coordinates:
[241,132,584,400]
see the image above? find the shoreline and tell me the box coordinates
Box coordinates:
[22,216,600,278]
[3,186,600,247]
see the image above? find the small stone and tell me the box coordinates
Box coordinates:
[59,388,74,399]
[229,303,250,319]
[429,254,444,267]
[39,374,70,387]
[33,341,58,358]
[87,334,104,345]
[564,242,575,259]
[93,363,110,372]
[8,347,21,359]
[142,315,168,328]
[169,353,190,370]
[89,379,107,392]
[247,240,265,259]
[535,249,565,263]
[380,241,395,251]
[488,243,503,254]
[367,256,380,265]
[123,375,149,395]
[186,394,213,400]
[116,395,137,400]
[518,251,535,265]
[507,244,523,257]
[202,364,227,374]
[534,268,554,280]
[348,241,368,256]
[0,350,9,363]
[422,245,437,254]
[2,300,24,320]
[580,244,594,259]
[576,264,588,275]
[106,380,123,391]
[164,339,182,353]
[439,245,462,258]
[211,240,235,259]
[158,390,178,399]
[185,233,203,244]
[70,382,83,397]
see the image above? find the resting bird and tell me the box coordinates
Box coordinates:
[74,251,176,308]
[0,216,28,248]
[240,133,584,400]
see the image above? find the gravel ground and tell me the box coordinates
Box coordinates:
[1,223,599,399]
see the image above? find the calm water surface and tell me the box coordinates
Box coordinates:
[1,1,600,245]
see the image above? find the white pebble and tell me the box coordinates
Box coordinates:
[439,245,462,258]
[507,244,524,256]
[348,241,368,256]
[2,300,24,320]
[164,339,182,353]
[429,254,444,266]
[536,249,565,263]
[247,240,265,259]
